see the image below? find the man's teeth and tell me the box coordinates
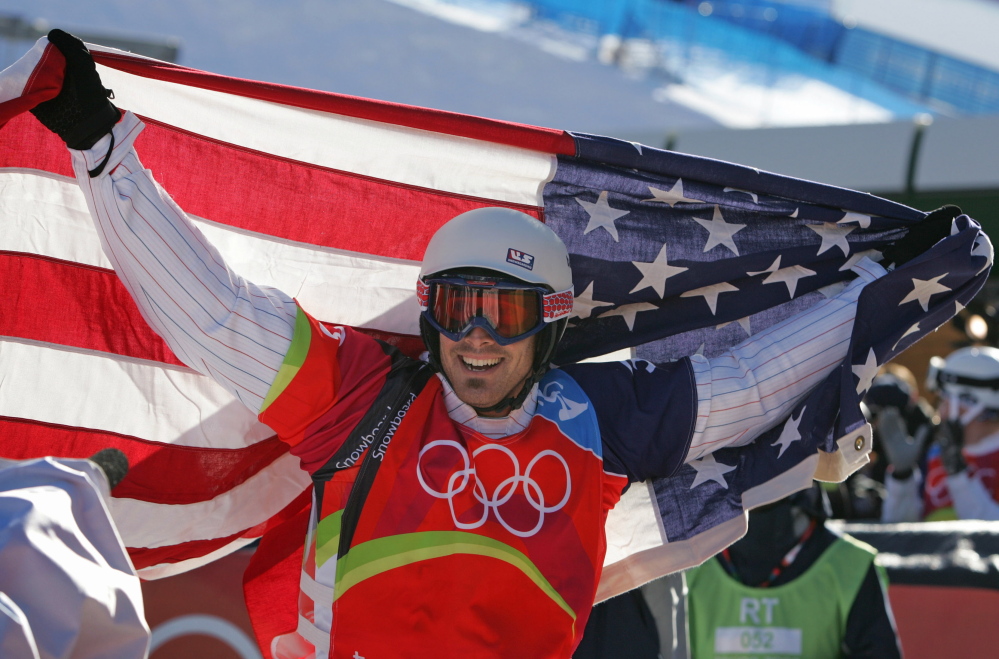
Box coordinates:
[463,357,500,368]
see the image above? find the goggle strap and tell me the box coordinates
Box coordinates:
[417,279,430,311]
[542,289,574,322]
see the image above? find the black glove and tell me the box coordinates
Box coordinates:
[935,419,967,475]
[30,29,119,151]
[881,205,962,269]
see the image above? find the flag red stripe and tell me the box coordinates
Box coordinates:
[0,113,75,176]
[129,529,250,569]
[344,325,426,359]
[243,499,312,659]
[2,252,425,364]
[0,115,545,261]
[92,50,577,157]
[0,43,64,130]
[0,415,288,505]
[129,488,311,570]
[0,252,184,365]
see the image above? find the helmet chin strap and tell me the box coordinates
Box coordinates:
[947,392,989,426]
[469,370,542,416]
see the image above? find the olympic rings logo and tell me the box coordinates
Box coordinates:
[416,440,572,538]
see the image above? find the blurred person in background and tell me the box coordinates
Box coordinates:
[826,365,936,520]
[575,564,692,659]
[573,588,662,659]
[865,365,935,486]
[882,346,999,522]
[686,484,901,658]
[0,452,149,659]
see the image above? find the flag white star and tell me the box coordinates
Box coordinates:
[644,179,704,206]
[694,206,746,256]
[772,407,805,459]
[723,187,759,204]
[853,349,880,395]
[570,281,615,320]
[893,323,921,351]
[748,256,815,297]
[689,454,737,489]
[956,301,966,315]
[972,236,994,275]
[630,141,643,154]
[717,316,752,336]
[630,243,688,297]
[838,211,872,228]
[790,208,799,218]
[681,282,739,315]
[839,249,883,272]
[762,264,817,298]
[695,343,705,356]
[899,274,951,312]
[599,302,658,331]
[577,191,629,242]
[747,256,782,277]
[807,222,854,257]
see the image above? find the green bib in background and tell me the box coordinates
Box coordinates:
[687,534,884,659]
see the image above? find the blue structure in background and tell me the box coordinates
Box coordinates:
[837,27,999,115]
[520,0,999,116]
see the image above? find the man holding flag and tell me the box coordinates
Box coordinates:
[0,30,991,658]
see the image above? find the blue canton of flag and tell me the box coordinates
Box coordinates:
[545,131,991,572]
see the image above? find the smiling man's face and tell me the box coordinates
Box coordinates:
[439,327,536,417]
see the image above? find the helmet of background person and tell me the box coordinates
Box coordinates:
[927,346,999,411]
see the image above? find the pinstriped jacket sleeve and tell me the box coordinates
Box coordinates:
[684,258,885,462]
[565,258,884,481]
[70,112,296,414]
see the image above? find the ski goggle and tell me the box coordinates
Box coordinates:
[418,276,574,345]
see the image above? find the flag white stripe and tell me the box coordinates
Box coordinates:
[110,451,310,549]
[96,64,555,207]
[0,38,45,103]
[2,168,422,334]
[199,221,421,335]
[0,169,109,267]
[0,337,274,449]
[136,536,259,581]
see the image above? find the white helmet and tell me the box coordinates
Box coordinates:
[927,346,999,410]
[420,207,573,292]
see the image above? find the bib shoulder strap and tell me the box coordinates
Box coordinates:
[311,344,435,537]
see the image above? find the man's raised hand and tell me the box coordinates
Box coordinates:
[881,205,962,270]
[30,29,119,150]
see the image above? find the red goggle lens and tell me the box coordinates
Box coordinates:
[430,283,541,339]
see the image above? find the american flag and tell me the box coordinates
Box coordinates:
[0,38,990,609]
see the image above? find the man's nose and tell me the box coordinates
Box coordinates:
[463,327,496,348]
